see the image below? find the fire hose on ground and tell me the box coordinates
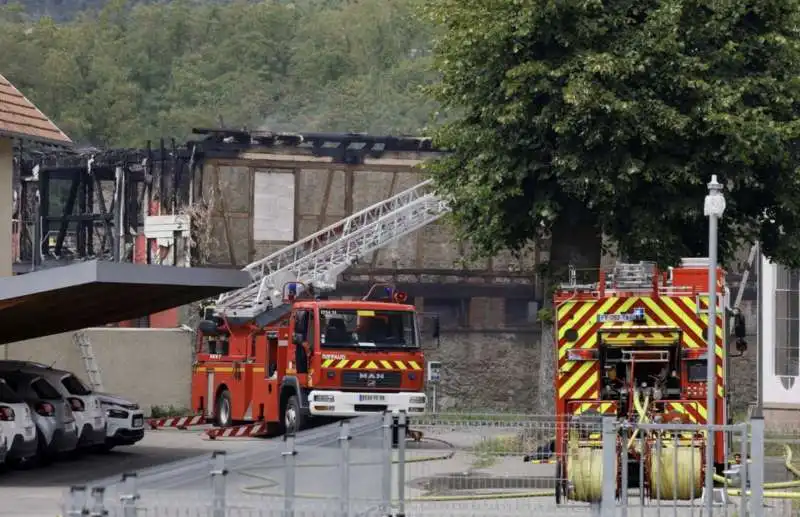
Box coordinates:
[234,420,800,503]
[236,436,554,501]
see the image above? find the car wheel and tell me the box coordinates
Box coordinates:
[34,430,53,467]
[283,395,305,435]
[214,389,232,428]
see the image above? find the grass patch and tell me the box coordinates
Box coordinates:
[149,404,191,418]
[471,435,524,469]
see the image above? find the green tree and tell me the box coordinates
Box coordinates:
[424,0,800,272]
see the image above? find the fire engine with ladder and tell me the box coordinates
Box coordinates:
[552,257,749,503]
[163,180,449,439]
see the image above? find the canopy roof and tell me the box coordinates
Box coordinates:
[0,260,250,344]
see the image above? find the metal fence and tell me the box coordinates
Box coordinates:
[63,412,782,517]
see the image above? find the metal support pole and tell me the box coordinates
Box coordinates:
[113,166,124,262]
[739,424,749,516]
[396,411,407,517]
[340,420,352,517]
[283,433,297,517]
[704,174,725,514]
[210,451,227,517]
[89,487,107,517]
[381,412,393,517]
[755,241,763,414]
[749,412,764,517]
[119,473,139,517]
[66,485,88,517]
[601,417,617,517]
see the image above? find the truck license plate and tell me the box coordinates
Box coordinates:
[94,417,103,427]
[132,415,143,427]
[359,394,385,402]
[24,426,33,438]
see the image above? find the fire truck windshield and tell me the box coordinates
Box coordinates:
[318,309,417,349]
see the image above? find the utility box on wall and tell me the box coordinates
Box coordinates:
[427,360,441,384]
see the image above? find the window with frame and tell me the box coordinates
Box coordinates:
[774,265,800,377]
[505,299,539,327]
[423,298,468,329]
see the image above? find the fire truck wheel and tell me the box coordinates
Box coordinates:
[284,395,305,435]
[215,389,233,427]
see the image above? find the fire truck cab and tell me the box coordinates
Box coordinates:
[192,283,436,434]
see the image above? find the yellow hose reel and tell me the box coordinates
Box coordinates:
[567,446,611,502]
[646,440,704,500]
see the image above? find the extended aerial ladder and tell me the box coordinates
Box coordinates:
[214,179,449,319]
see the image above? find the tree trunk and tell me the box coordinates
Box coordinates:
[548,211,603,285]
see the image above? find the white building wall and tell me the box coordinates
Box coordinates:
[760,256,800,408]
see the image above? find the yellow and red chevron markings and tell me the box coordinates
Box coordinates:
[321,358,422,371]
[570,401,617,416]
[556,295,725,404]
[663,401,708,424]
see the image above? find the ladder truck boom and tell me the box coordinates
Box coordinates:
[215,179,449,319]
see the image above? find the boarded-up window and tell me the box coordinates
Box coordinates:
[254,170,295,241]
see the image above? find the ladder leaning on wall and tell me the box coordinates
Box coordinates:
[74,330,105,392]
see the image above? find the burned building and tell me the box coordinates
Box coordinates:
[15,128,546,332]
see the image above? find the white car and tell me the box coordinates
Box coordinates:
[94,392,144,451]
[0,363,106,450]
[40,370,106,449]
[0,378,37,465]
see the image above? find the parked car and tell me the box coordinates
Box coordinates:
[94,392,145,451]
[0,371,78,462]
[0,378,37,465]
[0,360,144,452]
[0,363,107,450]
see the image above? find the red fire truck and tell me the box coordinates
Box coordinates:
[189,180,447,435]
[552,259,748,502]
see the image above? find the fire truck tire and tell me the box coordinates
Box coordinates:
[284,395,305,435]
[215,389,233,428]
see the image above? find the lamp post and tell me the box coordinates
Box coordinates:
[703,174,725,510]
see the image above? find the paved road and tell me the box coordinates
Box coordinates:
[5,417,790,517]
[0,427,269,517]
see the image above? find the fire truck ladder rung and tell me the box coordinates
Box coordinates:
[74,330,105,392]
[216,179,449,318]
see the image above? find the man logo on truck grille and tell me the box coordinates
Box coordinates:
[359,372,385,381]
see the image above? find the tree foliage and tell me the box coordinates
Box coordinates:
[0,0,438,147]
[424,0,800,269]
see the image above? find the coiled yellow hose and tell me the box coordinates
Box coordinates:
[567,446,608,502]
[647,441,703,500]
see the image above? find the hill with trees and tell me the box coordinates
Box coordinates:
[0,0,437,147]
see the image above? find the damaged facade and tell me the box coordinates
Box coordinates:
[14,128,546,333]
[12,128,549,410]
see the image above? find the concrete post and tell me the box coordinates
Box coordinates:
[749,412,765,516]
[601,416,617,517]
[210,451,227,517]
[381,412,393,516]
[339,420,352,517]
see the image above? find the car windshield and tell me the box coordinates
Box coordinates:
[318,308,417,349]
[61,374,92,395]
[0,380,22,403]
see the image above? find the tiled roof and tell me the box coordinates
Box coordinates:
[0,73,72,146]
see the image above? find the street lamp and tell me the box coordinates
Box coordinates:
[703,174,725,509]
